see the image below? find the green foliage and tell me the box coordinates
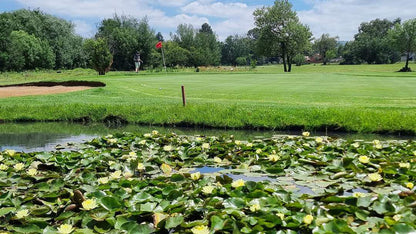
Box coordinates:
[83,38,113,75]
[164,41,191,67]
[313,34,338,65]
[221,35,252,66]
[1,132,416,233]
[235,57,247,66]
[193,23,221,66]
[0,9,86,70]
[293,54,305,66]
[96,15,156,71]
[253,0,312,72]
[351,18,401,65]
[5,30,55,71]
[389,18,416,71]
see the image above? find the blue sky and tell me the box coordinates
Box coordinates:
[1,0,415,41]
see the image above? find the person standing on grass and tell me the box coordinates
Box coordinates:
[134,51,143,73]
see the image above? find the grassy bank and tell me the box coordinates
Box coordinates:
[1,64,416,134]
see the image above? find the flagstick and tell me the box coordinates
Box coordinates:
[161,46,167,75]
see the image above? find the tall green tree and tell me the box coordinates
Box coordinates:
[96,15,155,71]
[253,0,312,72]
[171,24,196,51]
[84,38,113,75]
[0,9,85,70]
[352,18,401,64]
[6,30,55,71]
[389,18,416,72]
[193,23,221,66]
[313,34,338,65]
[221,35,251,66]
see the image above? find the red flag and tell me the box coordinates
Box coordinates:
[156,41,162,49]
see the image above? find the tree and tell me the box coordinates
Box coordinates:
[389,19,416,72]
[0,9,85,71]
[84,38,113,75]
[96,15,155,71]
[253,0,312,72]
[164,41,191,67]
[221,35,251,66]
[171,24,196,51]
[193,23,221,66]
[313,34,338,65]
[6,30,54,71]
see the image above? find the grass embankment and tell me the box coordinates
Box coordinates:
[0,64,416,134]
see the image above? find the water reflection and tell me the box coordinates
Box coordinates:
[0,122,414,152]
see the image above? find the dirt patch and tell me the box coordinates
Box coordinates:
[0,86,95,98]
[0,80,105,98]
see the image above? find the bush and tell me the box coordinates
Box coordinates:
[293,54,306,66]
[235,57,247,66]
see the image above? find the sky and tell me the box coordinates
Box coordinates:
[1,0,416,41]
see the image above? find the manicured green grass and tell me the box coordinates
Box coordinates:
[1,64,416,134]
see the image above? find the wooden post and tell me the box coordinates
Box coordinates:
[181,85,186,107]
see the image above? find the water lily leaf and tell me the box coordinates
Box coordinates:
[391,223,416,233]
[100,196,122,211]
[223,198,246,209]
[120,222,153,234]
[211,215,225,231]
[11,224,42,233]
[0,207,15,216]
[56,211,75,221]
[140,202,157,212]
[74,228,96,234]
[165,216,184,229]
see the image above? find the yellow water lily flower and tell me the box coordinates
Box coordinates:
[202,185,215,194]
[108,161,116,166]
[246,142,253,147]
[123,171,133,178]
[82,199,97,210]
[0,164,9,171]
[393,214,402,222]
[190,172,201,181]
[153,213,168,226]
[0,155,3,161]
[277,213,285,220]
[231,179,245,188]
[129,151,137,158]
[152,130,159,135]
[359,156,370,164]
[201,143,210,149]
[353,192,367,198]
[139,140,146,145]
[5,149,16,156]
[352,142,360,148]
[315,137,323,143]
[161,163,172,175]
[143,133,151,138]
[14,163,25,171]
[98,177,109,184]
[256,149,262,154]
[110,170,122,180]
[16,209,29,219]
[163,145,173,151]
[191,225,210,234]
[413,151,416,156]
[213,157,222,163]
[303,214,314,225]
[399,162,410,168]
[234,140,241,145]
[406,182,414,189]
[137,163,145,170]
[107,138,117,144]
[57,224,74,234]
[27,168,37,176]
[302,131,310,137]
[196,137,203,142]
[368,173,383,182]
[268,154,280,162]
[249,200,261,212]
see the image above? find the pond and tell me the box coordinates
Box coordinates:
[0,122,414,152]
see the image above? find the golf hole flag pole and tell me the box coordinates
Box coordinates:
[156,41,167,73]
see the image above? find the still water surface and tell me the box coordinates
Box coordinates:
[0,122,414,152]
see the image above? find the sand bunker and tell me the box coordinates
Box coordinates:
[0,81,105,98]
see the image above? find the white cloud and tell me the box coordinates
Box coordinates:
[298,0,416,41]
[72,20,95,37]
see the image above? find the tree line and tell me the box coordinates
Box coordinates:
[1,1,416,74]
